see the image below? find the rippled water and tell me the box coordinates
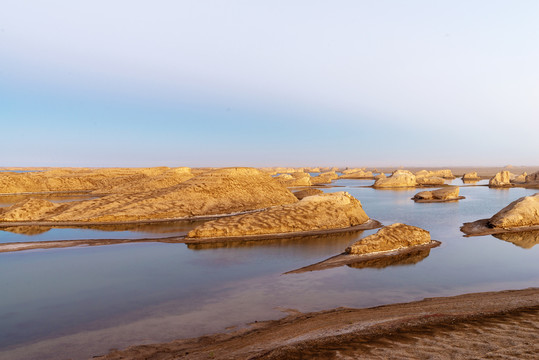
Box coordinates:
[0,181,537,360]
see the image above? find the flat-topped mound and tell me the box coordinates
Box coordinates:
[413,187,464,202]
[461,193,539,236]
[346,223,431,255]
[186,192,370,238]
[0,168,298,223]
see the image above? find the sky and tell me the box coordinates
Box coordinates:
[1,1,538,167]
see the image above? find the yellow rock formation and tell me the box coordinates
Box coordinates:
[0,167,190,194]
[0,168,298,223]
[462,172,481,181]
[373,170,417,188]
[489,193,539,228]
[186,192,369,238]
[413,187,461,201]
[489,171,513,187]
[346,223,431,255]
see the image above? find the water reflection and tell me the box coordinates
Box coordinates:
[187,231,363,257]
[0,220,205,243]
[2,226,52,235]
[347,248,431,269]
[492,231,539,249]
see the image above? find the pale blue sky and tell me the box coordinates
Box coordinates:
[1,1,538,167]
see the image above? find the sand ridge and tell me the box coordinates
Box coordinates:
[0,168,298,223]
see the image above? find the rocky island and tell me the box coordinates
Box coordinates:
[185,192,380,242]
[412,187,464,203]
[286,223,440,273]
[461,193,539,236]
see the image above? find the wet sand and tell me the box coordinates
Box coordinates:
[95,288,539,360]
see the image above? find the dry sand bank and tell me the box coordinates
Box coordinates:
[95,288,539,360]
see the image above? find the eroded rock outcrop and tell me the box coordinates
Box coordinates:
[461,193,539,236]
[339,169,374,179]
[493,231,539,249]
[311,171,339,184]
[292,188,323,200]
[489,171,514,188]
[274,173,312,187]
[415,169,454,179]
[186,192,370,238]
[346,223,431,255]
[0,168,299,223]
[373,170,416,188]
[462,172,481,181]
[511,172,528,185]
[489,193,539,228]
[413,187,462,202]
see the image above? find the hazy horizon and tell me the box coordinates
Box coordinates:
[2,1,538,167]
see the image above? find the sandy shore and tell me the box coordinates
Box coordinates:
[95,288,539,360]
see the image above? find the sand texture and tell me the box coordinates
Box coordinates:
[186,192,369,238]
[489,170,514,187]
[0,167,186,194]
[346,223,431,255]
[95,288,539,360]
[0,168,298,223]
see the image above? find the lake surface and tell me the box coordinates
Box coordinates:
[0,181,538,360]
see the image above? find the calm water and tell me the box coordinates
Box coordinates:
[0,181,538,360]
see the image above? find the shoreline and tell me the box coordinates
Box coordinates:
[95,287,539,360]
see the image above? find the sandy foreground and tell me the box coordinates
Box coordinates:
[95,288,539,360]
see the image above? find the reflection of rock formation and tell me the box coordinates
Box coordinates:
[187,192,370,238]
[493,231,539,249]
[187,231,363,251]
[347,247,431,269]
[2,226,52,235]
